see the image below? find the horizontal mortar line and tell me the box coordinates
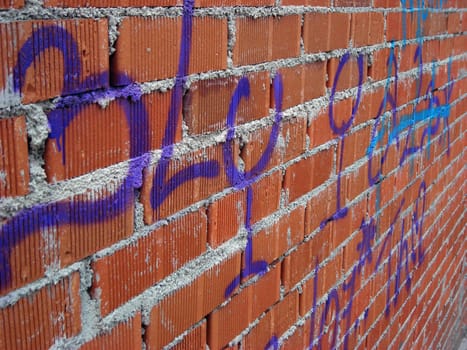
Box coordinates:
[0,86,462,246]
[0,4,464,22]
[0,259,84,308]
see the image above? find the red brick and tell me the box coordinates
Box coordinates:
[208,190,245,248]
[250,205,305,266]
[339,124,371,169]
[273,290,299,337]
[272,15,301,60]
[207,284,249,349]
[80,313,142,350]
[447,12,462,34]
[284,156,313,202]
[345,163,369,203]
[252,265,281,319]
[283,0,330,4]
[329,13,351,51]
[1,175,134,295]
[0,116,29,197]
[0,273,81,350]
[185,71,270,135]
[354,90,372,125]
[369,12,385,45]
[386,12,403,41]
[369,48,396,83]
[303,60,327,101]
[303,13,330,53]
[0,19,108,105]
[171,320,207,350]
[328,55,366,91]
[308,107,334,148]
[203,252,242,312]
[351,12,370,47]
[242,310,273,349]
[284,147,333,202]
[280,117,308,163]
[92,209,207,316]
[424,12,447,36]
[320,256,342,296]
[112,17,227,84]
[282,239,313,290]
[329,97,353,133]
[34,110,139,187]
[207,266,280,349]
[0,0,23,8]
[335,0,370,5]
[241,126,282,175]
[196,0,274,5]
[281,321,309,349]
[373,0,400,6]
[275,66,305,110]
[274,62,327,109]
[234,17,272,66]
[141,143,233,223]
[146,276,205,350]
[250,170,282,224]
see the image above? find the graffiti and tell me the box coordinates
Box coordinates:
[224,74,284,298]
[0,25,151,289]
[149,0,221,213]
[367,46,453,186]
[0,0,459,347]
[320,53,364,230]
[401,0,445,44]
[308,181,427,350]
[0,0,284,294]
[264,335,279,350]
[374,181,426,316]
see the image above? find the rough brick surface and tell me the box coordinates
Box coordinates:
[0,0,465,349]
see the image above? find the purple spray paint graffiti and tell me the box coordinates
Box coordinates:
[0,0,284,297]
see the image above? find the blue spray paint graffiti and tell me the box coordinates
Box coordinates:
[0,25,151,289]
[264,335,279,350]
[0,0,284,296]
[0,2,458,349]
[149,0,221,214]
[0,2,199,289]
[320,53,364,230]
[224,74,284,298]
[366,47,453,178]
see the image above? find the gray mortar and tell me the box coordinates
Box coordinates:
[0,3,463,21]
[0,2,465,348]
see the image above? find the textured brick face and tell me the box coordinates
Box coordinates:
[0,116,29,197]
[0,19,108,105]
[0,0,465,349]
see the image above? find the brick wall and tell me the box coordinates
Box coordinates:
[0,0,465,349]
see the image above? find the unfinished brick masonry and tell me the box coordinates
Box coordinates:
[0,0,465,349]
